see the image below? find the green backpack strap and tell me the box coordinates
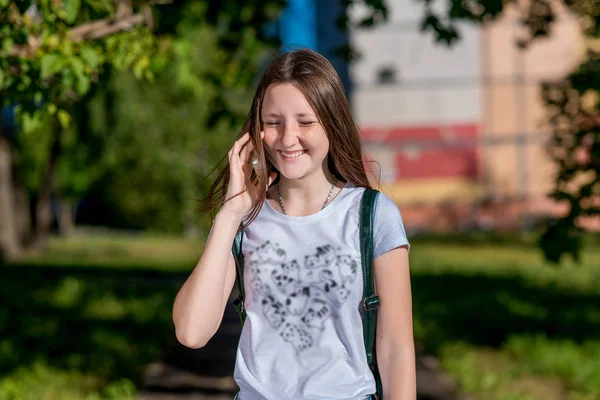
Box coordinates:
[232,230,246,323]
[360,188,383,399]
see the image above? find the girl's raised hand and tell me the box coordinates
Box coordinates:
[221,132,274,218]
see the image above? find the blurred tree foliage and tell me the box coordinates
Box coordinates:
[0,0,391,257]
[6,0,594,264]
[539,49,600,264]
[0,0,162,256]
[74,0,392,234]
[85,10,268,234]
[420,0,599,264]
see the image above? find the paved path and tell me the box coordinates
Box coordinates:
[140,304,460,400]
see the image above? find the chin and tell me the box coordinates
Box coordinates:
[273,156,326,181]
[276,164,312,181]
[277,170,308,181]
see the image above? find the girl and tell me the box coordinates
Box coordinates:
[172,49,415,400]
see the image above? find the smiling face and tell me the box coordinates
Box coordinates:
[261,83,330,182]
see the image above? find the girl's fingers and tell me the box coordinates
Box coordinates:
[229,135,242,161]
[230,133,249,155]
[236,133,254,163]
[240,139,254,165]
[229,133,251,173]
[237,132,251,151]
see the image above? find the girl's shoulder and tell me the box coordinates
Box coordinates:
[337,183,399,212]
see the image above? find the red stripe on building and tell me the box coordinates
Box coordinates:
[360,123,480,180]
[395,148,479,179]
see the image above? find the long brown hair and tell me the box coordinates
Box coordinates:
[204,48,372,229]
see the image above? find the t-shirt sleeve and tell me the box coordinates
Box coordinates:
[372,192,410,258]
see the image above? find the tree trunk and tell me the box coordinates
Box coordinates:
[57,199,76,237]
[13,183,31,245]
[30,121,62,252]
[0,137,20,260]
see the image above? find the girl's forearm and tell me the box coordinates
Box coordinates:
[172,210,242,349]
[379,345,417,400]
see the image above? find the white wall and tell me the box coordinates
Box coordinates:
[349,0,482,127]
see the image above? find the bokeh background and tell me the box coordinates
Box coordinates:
[1,1,599,399]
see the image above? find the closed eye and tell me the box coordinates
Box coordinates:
[264,121,281,126]
[299,121,317,126]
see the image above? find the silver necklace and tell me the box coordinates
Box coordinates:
[277,176,337,215]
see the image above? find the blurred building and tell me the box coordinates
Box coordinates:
[349,1,587,231]
[278,0,589,232]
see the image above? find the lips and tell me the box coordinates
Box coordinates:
[279,150,307,160]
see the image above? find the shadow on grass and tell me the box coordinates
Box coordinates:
[1,262,598,394]
[411,272,600,353]
[0,262,240,389]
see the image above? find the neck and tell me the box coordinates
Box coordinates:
[277,171,339,215]
[278,171,335,199]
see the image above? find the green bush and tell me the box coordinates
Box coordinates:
[409,239,600,399]
[0,362,136,400]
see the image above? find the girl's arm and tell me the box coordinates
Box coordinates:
[172,210,240,349]
[173,132,261,349]
[374,246,416,399]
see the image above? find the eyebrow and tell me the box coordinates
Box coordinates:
[262,113,316,118]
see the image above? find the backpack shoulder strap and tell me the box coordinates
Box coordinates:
[232,230,246,323]
[360,187,383,398]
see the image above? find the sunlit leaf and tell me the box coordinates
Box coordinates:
[21,111,43,134]
[57,109,71,129]
[70,57,85,79]
[40,53,64,79]
[63,0,81,24]
[76,75,91,95]
[2,37,14,53]
[47,103,57,115]
[81,47,100,69]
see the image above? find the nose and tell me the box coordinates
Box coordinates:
[280,122,299,148]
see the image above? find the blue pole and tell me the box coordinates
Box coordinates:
[279,0,318,51]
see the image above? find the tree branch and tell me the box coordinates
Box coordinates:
[9,8,155,58]
[70,12,148,41]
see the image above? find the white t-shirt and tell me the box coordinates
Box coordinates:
[233,182,410,400]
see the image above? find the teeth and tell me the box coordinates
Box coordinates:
[281,151,305,159]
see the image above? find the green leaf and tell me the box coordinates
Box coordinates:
[40,53,64,79]
[2,37,14,53]
[70,57,91,95]
[0,69,4,89]
[34,91,44,104]
[70,57,85,79]
[0,0,9,8]
[57,109,71,129]
[76,75,91,95]
[21,111,43,134]
[81,47,100,69]
[64,0,81,24]
[133,56,149,79]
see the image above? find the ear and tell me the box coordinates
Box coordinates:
[267,171,277,188]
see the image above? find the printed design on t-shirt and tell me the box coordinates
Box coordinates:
[247,241,359,353]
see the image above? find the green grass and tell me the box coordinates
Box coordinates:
[408,238,600,400]
[14,234,203,270]
[0,362,136,400]
[1,232,599,399]
[0,233,200,399]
